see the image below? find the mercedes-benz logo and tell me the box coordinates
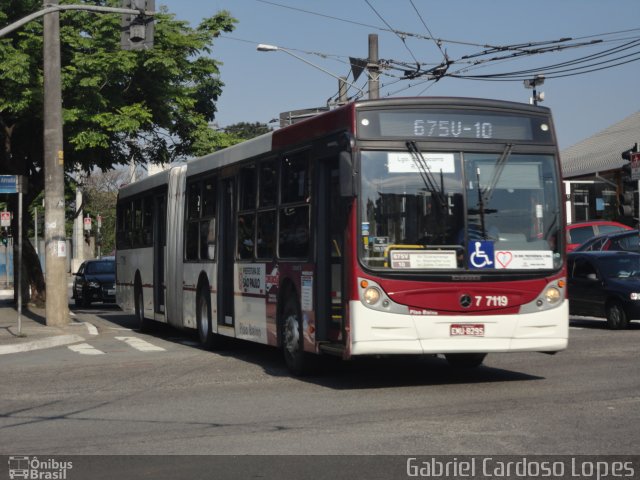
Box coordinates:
[460,294,472,308]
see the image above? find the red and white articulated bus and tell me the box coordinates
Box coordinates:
[116,97,568,374]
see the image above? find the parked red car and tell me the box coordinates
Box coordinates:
[566,220,632,252]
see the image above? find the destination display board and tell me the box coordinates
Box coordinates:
[357,109,553,143]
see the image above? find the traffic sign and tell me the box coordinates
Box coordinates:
[0,211,10,227]
[83,216,92,231]
[0,176,17,193]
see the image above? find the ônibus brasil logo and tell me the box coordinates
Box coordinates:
[8,456,73,479]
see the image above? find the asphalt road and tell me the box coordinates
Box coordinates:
[1,306,638,463]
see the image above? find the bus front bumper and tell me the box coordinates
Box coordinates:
[348,300,569,356]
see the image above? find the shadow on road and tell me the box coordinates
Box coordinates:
[84,306,545,389]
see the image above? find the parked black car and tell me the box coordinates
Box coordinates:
[574,229,639,253]
[567,251,640,329]
[72,258,116,307]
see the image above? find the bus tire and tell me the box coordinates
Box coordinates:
[444,353,486,368]
[135,280,152,332]
[196,286,223,350]
[606,300,629,330]
[281,295,308,376]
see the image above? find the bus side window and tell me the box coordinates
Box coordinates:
[256,159,277,259]
[201,178,217,260]
[257,210,276,258]
[142,197,153,246]
[237,214,255,259]
[185,181,201,260]
[279,153,311,258]
[279,206,309,258]
[133,198,143,247]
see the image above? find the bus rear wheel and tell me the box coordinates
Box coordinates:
[444,353,486,368]
[196,287,224,350]
[135,281,152,332]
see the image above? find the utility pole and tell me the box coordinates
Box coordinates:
[338,77,348,105]
[43,0,69,327]
[367,34,380,100]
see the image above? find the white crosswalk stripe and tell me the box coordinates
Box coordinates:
[68,343,105,355]
[115,336,166,352]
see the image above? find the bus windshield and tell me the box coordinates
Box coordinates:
[359,149,562,272]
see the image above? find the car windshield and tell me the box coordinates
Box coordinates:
[359,149,562,272]
[597,256,640,279]
[85,261,115,275]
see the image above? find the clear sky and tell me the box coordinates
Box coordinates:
[160,0,639,150]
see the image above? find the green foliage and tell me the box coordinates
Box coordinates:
[1,0,237,179]
[223,121,273,141]
[0,0,236,295]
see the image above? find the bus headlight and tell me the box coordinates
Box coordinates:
[630,293,640,301]
[363,287,381,305]
[544,286,561,304]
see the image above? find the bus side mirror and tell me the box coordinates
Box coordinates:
[339,151,358,197]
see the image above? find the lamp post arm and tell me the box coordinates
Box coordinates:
[0,4,155,38]
[258,44,365,96]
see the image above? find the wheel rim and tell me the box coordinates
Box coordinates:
[199,295,209,339]
[283,313,299,355]
[608,304,622,327]
[136,289,143,322]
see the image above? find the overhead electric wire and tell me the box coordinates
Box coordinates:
[451,39,640,80]
[240,0,640,100]
[253,0,510,49]
[364,0,421,69]
[409,0,446,58]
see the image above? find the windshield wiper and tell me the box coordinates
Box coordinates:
[480,143,513,206]
[406,141,447,208]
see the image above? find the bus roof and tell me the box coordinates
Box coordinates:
[118,96,552,199]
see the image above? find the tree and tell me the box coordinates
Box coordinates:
[0,0,236,304]
[223,121,272,141]
[80,168,131,257]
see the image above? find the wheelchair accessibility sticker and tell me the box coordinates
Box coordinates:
[468,241,494,269]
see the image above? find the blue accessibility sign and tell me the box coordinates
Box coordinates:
[468,240,495,269]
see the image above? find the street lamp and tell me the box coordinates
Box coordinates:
[256,43,365,96]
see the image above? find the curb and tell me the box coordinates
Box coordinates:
[0,334,85,355]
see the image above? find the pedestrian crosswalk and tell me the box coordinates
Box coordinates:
[115,336,166,352]
[67,336,167,355]
[68,343,105,355]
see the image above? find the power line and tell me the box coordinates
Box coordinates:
[232,2,640,100]
[408,0,446,59]
[363,0,421,69]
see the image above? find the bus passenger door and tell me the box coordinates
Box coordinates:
[316,156,345,344]
[153,193,166,315]
[217,177,235,327]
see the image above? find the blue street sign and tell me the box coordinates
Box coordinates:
[0,175,18,194]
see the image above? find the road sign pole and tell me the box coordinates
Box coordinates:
[17,183,23,336]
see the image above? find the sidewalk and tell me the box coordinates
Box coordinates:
[0,289,86,355]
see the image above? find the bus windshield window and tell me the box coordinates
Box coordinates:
[359,150,561,272]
